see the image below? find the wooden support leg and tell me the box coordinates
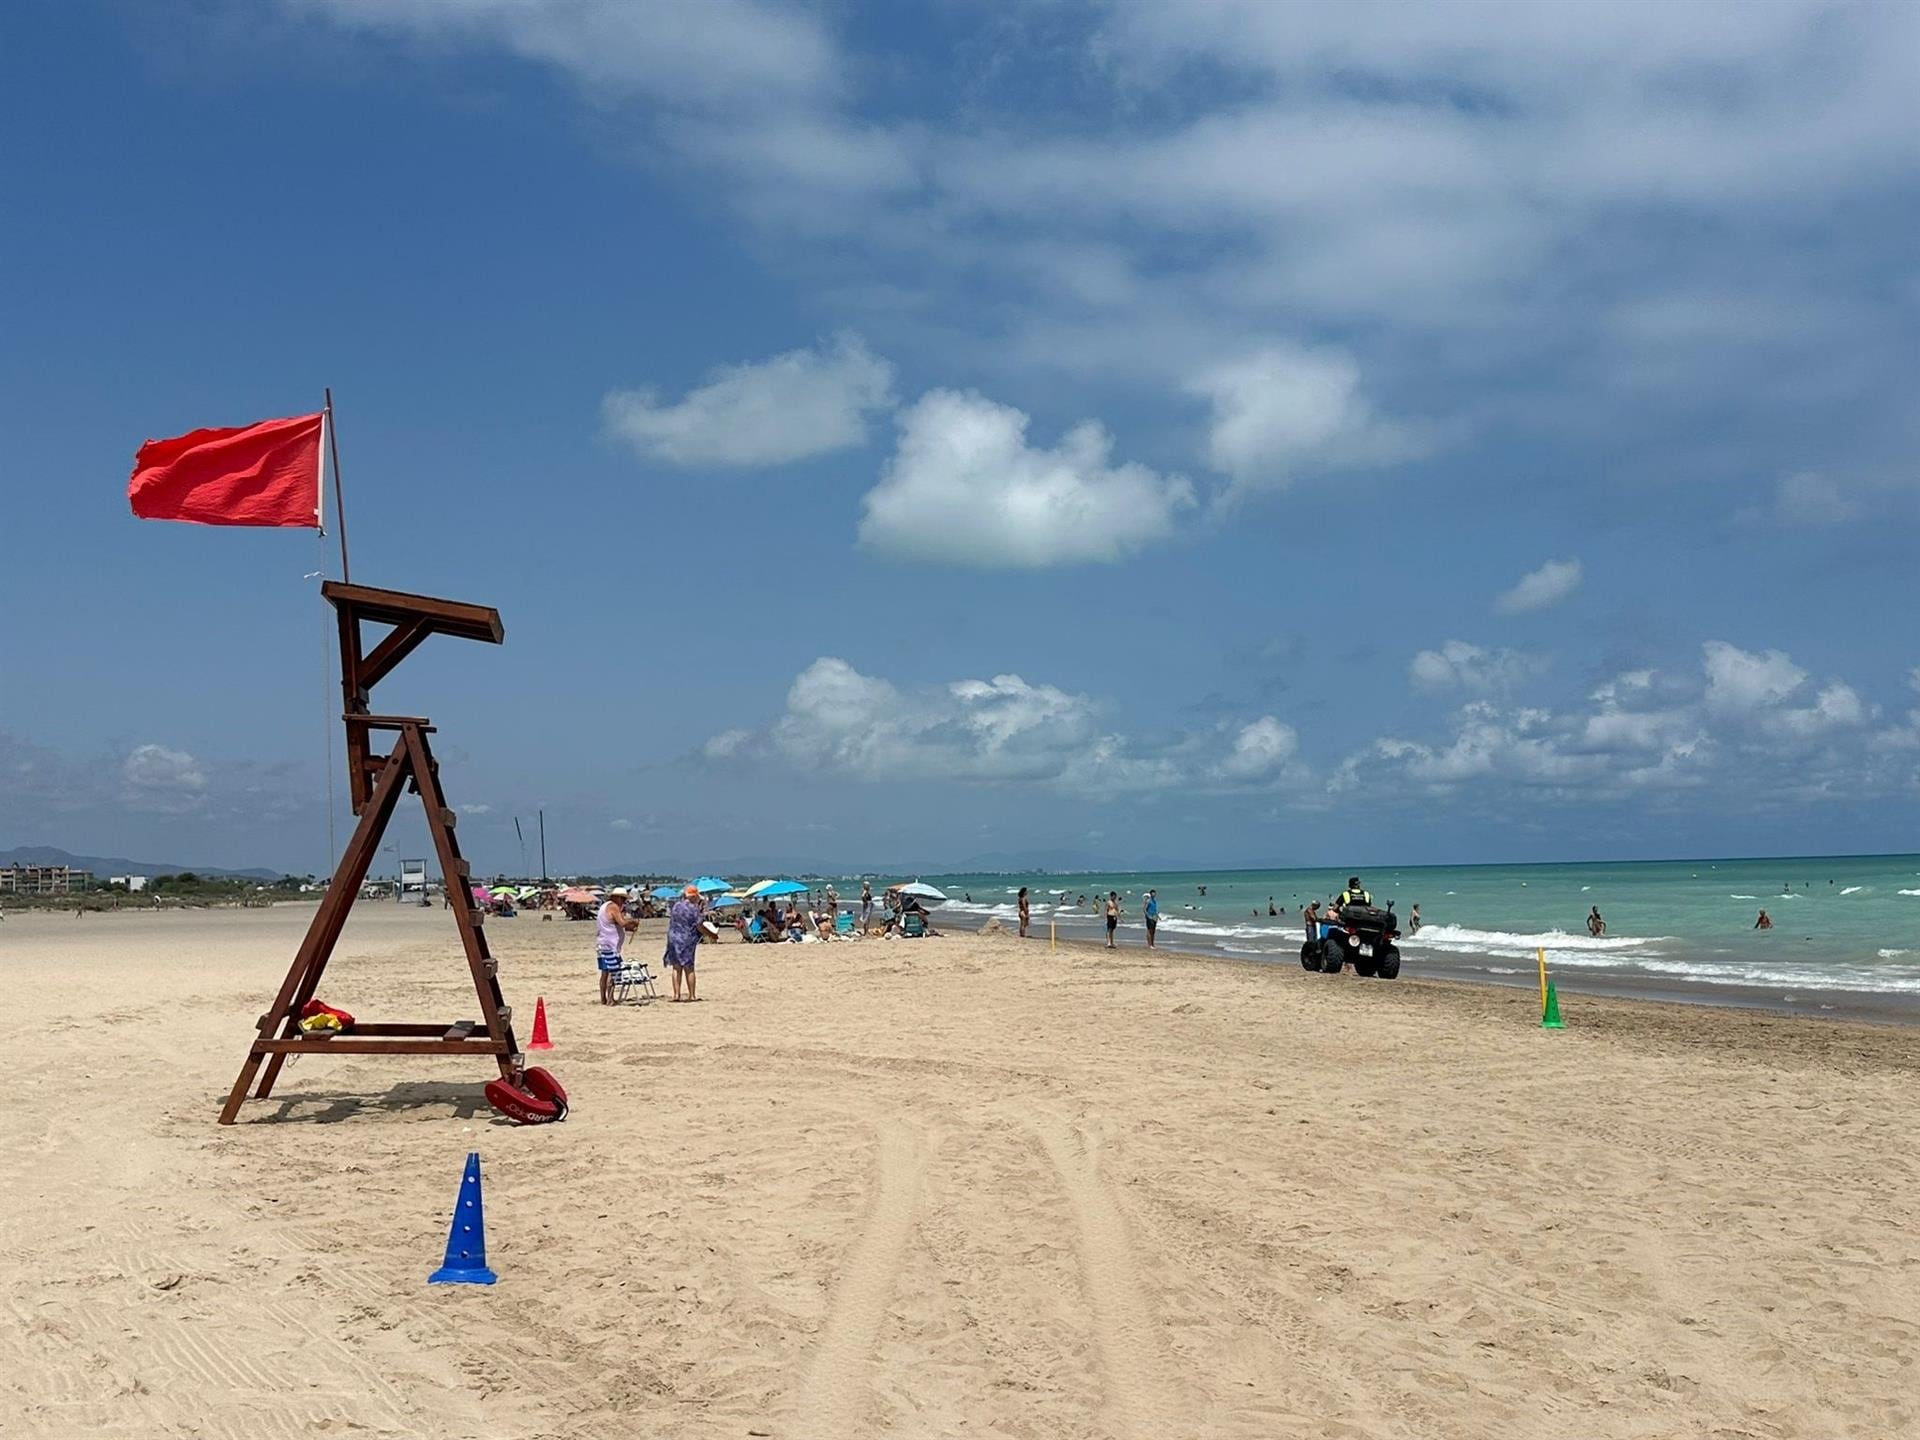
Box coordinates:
[218,738,413,1123]
[217,1052,268,1125]
[405,725,520,1074]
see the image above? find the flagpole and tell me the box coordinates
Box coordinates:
[323,387,350,583]
[315,408,327,536]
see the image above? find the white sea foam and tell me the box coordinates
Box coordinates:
[1406,924,1660,960]
[1840,886,1866,895]
[1899,889,1920,897]
[1877,948,1913,959]
[1729,894,1757,900]
[1154,916,1282,941]
[1629,958,1920,994]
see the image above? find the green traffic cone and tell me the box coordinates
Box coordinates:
[1541,980,1565,1030]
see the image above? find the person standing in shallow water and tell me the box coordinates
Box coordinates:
[1587,906,1605,937]
[1017,887,1030,939]
[1104,891,1120,948]
[1143,889,1159,948]
[860,880,874,932]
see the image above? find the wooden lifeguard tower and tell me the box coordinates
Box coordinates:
[218,582,525,1124]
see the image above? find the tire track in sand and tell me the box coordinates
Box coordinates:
[789,1119,930,1438]
[1033,1120,1163,1440]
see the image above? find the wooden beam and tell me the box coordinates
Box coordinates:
[252,1038,511,1056]
[357,617,433,692]
[321,581,503,645]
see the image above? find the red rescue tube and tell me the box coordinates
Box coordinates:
[521,1067,568,1114]
[484,1076,565,1125]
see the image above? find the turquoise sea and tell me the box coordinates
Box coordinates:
[915,855,1920,1005]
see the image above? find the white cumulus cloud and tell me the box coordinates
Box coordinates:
[604,332,894,467]
[711,657,1299,794]
[1410,640,1543,695]
[1346,641,1889,806]
[1770,471,1861,526]
[1214,716,1299,781]
[857,390,1196,567]
[122,744,209,814]
[1187,344,1423,492]
[123,744,206,791]
[1702,641,1807,714]
[282,0,836,110]
[1495,558,1583,615]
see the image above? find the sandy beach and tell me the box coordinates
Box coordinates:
[3,902,1916,1439]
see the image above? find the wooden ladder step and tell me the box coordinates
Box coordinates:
[443,1021,476,1041]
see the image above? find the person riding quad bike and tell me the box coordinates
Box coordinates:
[1302,875,1402,979]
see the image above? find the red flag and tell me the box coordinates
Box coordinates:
[130,412,324,528]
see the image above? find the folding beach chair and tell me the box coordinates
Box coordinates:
[833,910,855,937]
[901,911,928,938]
[612,954,660,1002]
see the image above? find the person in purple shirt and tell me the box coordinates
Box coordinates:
[665,885,707,1001]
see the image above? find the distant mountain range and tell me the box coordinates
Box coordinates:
[0,846,280,881]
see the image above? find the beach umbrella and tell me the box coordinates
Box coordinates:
[690,876,733,894]
[557,886,597,904]
[708,893,745,908]
[650,884,681,901]
[750,879,809,899]
[470,884,494,904]
[895,881,948,905]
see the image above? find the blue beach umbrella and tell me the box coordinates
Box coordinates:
[649,885,681,901]
[691,876,733,894]
[749,879,810,899]
[708,893,745,908]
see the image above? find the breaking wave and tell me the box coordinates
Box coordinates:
[1406,924,1661,961]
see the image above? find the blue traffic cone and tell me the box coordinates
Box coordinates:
[429,1152,497,1285]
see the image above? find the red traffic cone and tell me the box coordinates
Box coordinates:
[528,996,553,1050]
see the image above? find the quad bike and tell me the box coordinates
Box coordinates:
[1300,903,1403,980]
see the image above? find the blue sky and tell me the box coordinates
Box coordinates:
[3,0,1918,877]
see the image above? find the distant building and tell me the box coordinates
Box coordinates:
[0,865,92,895]
[108,875,150,893]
